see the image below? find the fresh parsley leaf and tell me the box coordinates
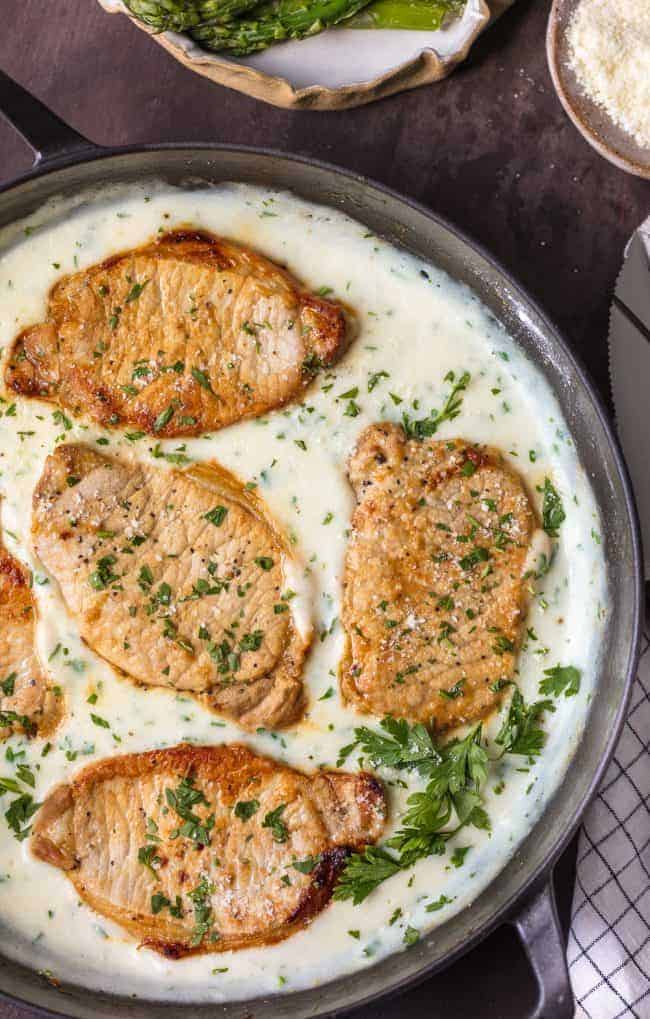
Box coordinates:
[496,689,555,759]
[347,716,440,776]
[335,721,491,904]
[138,844,161,878]
[539,664,581,698]
[5,793,40,841]
[450,846,471,868]
[333,847,402,905]
[387,726,489,867]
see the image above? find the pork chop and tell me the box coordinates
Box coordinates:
[31,743,386,956]
[341,424,540,730]
[5,230,349,436]
[32,444,310,729]
[0,513,61,739]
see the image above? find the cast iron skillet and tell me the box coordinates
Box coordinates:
[0,69,643,1019]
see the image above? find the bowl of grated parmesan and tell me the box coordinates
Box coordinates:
[547,0,650,179]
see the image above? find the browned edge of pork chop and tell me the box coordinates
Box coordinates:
[31,444,312,730]
[0,507,62,740]
[5,229,352,437]
[31,743,387,957]
[340,424,544,731]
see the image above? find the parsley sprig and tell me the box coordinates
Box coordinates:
[495,689,555,759]
[338,716,440,775]
[335,719,489,904]
[336,688,560,904]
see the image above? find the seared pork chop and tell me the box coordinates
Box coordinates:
[32,444,310,729]
[0,514,61,739]
[341,424,540,730]
[6,230,349,436]
[31,743,386,956]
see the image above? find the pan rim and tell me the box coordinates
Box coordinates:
[0,141,643,1019]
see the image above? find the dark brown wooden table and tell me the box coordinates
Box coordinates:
[0,1,647,1016]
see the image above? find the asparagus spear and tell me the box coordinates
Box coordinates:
[347,0,463,30]
[124,0,259,31]
[191,0,372,54]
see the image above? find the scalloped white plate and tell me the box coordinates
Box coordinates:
[99,0,511,109]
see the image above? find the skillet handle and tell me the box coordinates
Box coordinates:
[512,879,574,1019]
[0,69,98,168]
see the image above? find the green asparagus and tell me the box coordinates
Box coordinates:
[191,0,372,54]
[124,0,260,31]
[348,0,463,30]
[125,0,466,56]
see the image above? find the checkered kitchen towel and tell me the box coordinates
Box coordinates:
[567,628,650,1018]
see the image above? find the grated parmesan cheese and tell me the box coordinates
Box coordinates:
[566,0,650,150]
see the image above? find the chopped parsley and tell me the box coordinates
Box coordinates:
[188,876,216,947]
[262,803,289,843]
[450,846,471,868]
[1,673,16,697]
[125,279,148,303]
[426,894,454,912]
[138,844,161,878]
[541,478,565,537]
[153,404,176,432]
[191,367,214,393]
[89,554,119,591]
[234,799,260,821]
[254,556,274,571]
[151,892,183,916]
[90,713,110,729]
[459,546,490,571]
[368,370,390,392]
[165,776,214,846]
[204,505,228,527]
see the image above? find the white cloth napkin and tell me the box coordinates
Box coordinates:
[566,631,650,1016]
[567,216,650,1019]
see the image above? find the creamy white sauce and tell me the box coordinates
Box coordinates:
[0,183,607,1002]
